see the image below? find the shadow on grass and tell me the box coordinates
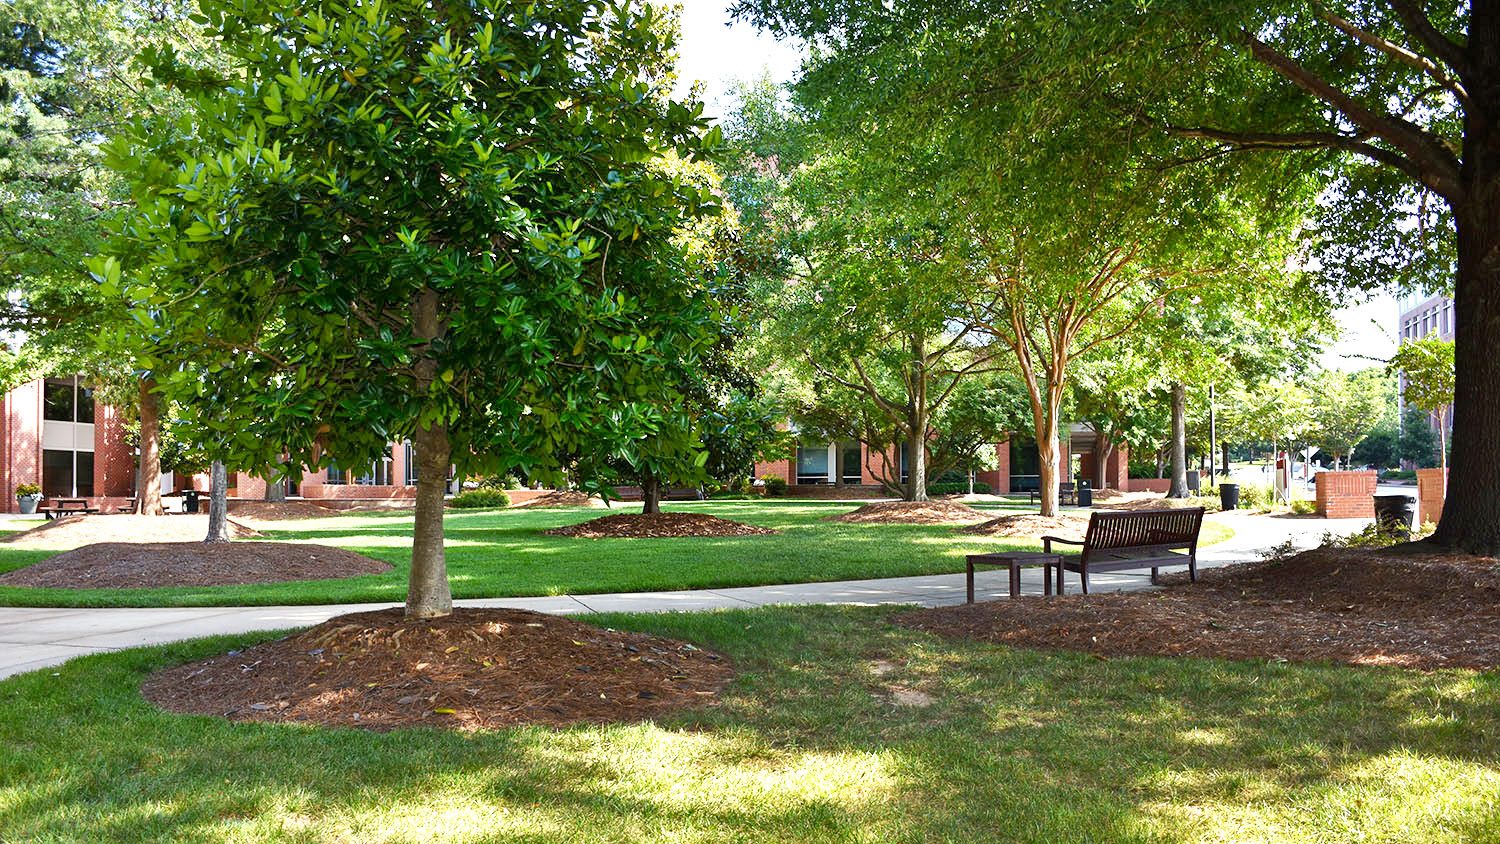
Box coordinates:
[1,606,1497,842]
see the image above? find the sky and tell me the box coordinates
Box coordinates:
[670,1,1403,371]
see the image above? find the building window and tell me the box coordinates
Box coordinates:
[325,463,345,485]
[796,446,830,484]
[357,456,392,486]
[841,444,862,484]
[404,441,419,485]
[42,449,93,497]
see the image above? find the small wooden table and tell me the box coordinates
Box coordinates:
[39,498,99,520]
[965,552,1063,603]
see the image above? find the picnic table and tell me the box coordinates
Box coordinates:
[38,498,99,520]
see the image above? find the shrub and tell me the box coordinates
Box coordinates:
[1290,498,1317,515]
[1381,469,1417,481]
[1238,483,1272,510]
[449,488,511,509]
[708,491,755,500]
[927,481,992,495]
[14,483,40,498]
[760,475,788,496]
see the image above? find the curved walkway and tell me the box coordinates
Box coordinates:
[0,511,1368,679]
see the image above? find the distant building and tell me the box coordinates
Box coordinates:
[1395,292,1455,446]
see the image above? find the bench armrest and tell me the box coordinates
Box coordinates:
[1041,535,1084,553]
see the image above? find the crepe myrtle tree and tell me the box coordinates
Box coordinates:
[1389,334,1456,471]
[95,0,723,618]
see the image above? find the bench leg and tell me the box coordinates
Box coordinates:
[1189,558,1197,582]
[1008,563,1020,599]
[966,560,975,604]
[1080,567,1090,595]
[1150,566,1159,586]
[1044,564,1054,597]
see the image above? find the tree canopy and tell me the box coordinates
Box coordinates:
[98,0,724,616]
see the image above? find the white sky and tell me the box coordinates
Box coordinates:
[670,1,1402,370]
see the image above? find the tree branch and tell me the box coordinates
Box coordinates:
[1240,30,1463,200]
[1384,0,1471,81]
[1319,9,1468,104]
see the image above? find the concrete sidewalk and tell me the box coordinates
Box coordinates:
[0,511,1368,679]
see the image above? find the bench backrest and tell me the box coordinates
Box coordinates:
[1082,507,1204,557]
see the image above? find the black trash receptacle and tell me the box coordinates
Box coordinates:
[1373,494,1416,535]
[183,489,200,513]
[1076,479,1093,508]
[1219,483,1240,511]
[1186,470,1201,493]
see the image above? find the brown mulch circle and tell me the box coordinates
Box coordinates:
[544,511,776,538]
[0,542,390,589]
[960,512,1091,540]
[1,514,260,548]
[897,546,1500,670]
[143,608,735,731]
[826,500,993,525]
[1098,495,1209,512]
[513,490,610,509]
[227,501,339,521]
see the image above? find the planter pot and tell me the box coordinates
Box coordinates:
[16,495,39,515]
[1373,494,1416,537]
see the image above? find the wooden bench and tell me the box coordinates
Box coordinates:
[38,498,100,520]
[1042,507,1204,594]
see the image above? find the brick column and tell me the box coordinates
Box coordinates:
[1314,471,1377,518]
[1416,468,1447,527]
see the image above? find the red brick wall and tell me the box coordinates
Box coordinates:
[1107,445,1128,490]
[1416,468,1447,527]
[235,472,268,499]
[1315,470,1377,518]
[975,437,1012,493]
[1128,478,1171,493]
[92,402,136,497]
[2,381,42,513]
[752,458,792,484]
[300,482,417,500]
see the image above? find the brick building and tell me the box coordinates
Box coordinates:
[0,376,435,513]
[753,424,1132,495]
[1396,293,1455,439]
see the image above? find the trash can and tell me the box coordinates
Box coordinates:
[1373,494,1416,536]
[183,489,200,514]
[1219,483,1240,511]
[1076,479,1093,508]
[1186,470,1201,493]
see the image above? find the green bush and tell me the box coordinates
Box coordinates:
[14,483,39,497]
[760,475,788,496]
[927,481,992,495]
[449,488,511,509]
[1381,469,1417,481]
[1290,498,1317,515]
[708,491,755,500]
[1238,483,1272,510]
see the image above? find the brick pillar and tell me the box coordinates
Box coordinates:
[1416,468,1447,527]
[1314,471,1378,518]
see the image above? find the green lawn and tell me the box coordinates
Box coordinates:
[0,604,1494,842]
[0,501,1234,608]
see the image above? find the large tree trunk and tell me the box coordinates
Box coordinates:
[1167,382,1189,498]
[406,286,454,618]
[263,458,287,502]
[134,378,165,515]
[1095,434,1114,490]
[641,473,662,515]
[407,422,453,618]
[1431,198,1500,551]
[1035,423,1061,517]
[907,425,928,501]
[204,461,230,543]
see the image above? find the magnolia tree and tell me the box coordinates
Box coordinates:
[98,0,721,618]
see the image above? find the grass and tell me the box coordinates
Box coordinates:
[0,604,1495,842]
[0,501,1233,609]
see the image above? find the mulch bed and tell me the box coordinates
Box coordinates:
[897,546,1500,670]
[543,511,776,538]
[960,512,1091,540]
[826,500,993,525]
[0,542,390,589]
[1,514,260,548]
[143,608,734,731]
[513,491,610,509]
[227,501,339,521]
